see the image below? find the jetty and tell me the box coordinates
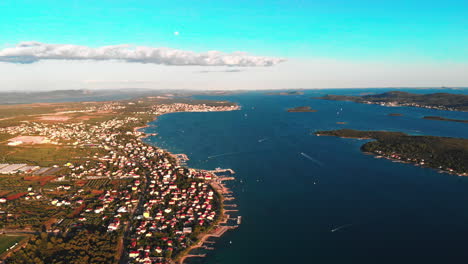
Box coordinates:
[173,153,189,164]
[208,168,236,175]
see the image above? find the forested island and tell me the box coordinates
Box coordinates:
[314,91,468,111]
[287,106,317,112]
[423,116,468,124]
[267,91,304,96]
[315,129,468,176]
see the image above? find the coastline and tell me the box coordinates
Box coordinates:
[315,134,466,177]
[365,151,467,177]
[134,107,240,264]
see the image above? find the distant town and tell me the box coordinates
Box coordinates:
[315,91,468,111]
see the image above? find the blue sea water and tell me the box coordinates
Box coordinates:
[142,89,468,264]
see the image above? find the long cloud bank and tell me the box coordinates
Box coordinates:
[0,41,285,67]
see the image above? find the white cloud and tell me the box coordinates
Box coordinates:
[0,41,285,67]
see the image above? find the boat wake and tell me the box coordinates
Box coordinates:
[208,152,241,159]
[300,152,324,166]
[331,224,352,233]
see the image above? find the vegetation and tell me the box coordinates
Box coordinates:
[315,129,468,175]
[0,235,26,255]
[315,91,468,111]
[286,106,317,112]
[423,116,468,123]
[5,230,118,264]
[0,144,106,167]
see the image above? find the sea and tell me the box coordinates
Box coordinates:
[141,88,468,264]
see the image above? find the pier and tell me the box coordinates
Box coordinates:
[173,153,189,164]
[179,254,206,264]
[207,168,236,175]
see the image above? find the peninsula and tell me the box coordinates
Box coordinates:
[315,129,468,176]
[287,106,317,112]
[0,97,240,264]
[423,116,468,124]
[314,91,468,111]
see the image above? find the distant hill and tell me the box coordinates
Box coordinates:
[315,91,468,111]
[0,89,132,104]
[0,89,206,105]
[266,91,304,95]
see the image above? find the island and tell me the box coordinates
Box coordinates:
[314,91,468,111]
[267,91,304,96]
[287,106,317,112]
[315,129,468,176]
[423,116,468,124]
[0,97,241,264]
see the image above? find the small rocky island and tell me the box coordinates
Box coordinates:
[287,106,317,112]
[315,129,468,176]
[423,116,468,124]
[314,91,468,111]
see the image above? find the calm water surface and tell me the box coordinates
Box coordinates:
[143,89,468,264]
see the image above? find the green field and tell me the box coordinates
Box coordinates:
[0,235,26,254]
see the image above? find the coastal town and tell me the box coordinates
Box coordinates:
[360,101,461,111]
[0,98,240,264]
[316,91,468,112]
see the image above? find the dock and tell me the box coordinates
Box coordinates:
[173,153,189,165]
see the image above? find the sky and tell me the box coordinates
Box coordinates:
[0,0,467,90]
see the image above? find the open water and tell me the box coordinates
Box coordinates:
[143,88,468,264]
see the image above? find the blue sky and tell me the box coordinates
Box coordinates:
[0,0,467,90]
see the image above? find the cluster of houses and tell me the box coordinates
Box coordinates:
[0,116,140,146]
[83,102,127,112]
[128,169,217,263]
[363,101,457,111]
[149,103,239,115]
[373,150,465,176]
[53,118,220,263]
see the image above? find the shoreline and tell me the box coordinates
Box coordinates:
[365,151,467,177]
[134,107,240,264]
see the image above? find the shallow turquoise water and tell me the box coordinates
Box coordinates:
[143,89,468,264]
